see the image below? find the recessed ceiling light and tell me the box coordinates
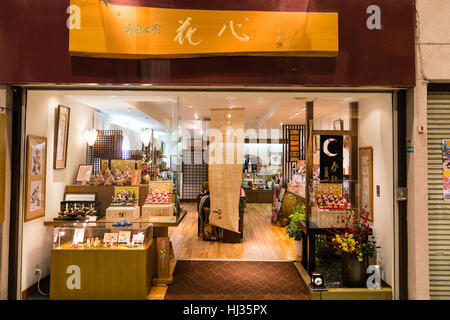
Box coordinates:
[295,112,299,115]
[194,113,199,119]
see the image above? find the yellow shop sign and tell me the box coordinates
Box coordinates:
[68,0,339,59]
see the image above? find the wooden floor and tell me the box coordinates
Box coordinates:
[169,202,297,261]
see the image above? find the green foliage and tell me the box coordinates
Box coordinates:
[285,204,306,241]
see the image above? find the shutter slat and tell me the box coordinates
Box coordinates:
[428,93,450,299]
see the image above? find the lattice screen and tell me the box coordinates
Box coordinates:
[182,150,208,200]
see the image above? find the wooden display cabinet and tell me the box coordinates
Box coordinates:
[50,223,156,300]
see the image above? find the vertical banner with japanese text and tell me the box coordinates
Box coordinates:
[69,0,338,59]
[208,109,245,233]
[320,135,343,183]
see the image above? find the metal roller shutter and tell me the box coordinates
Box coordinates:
[428,93,450,300]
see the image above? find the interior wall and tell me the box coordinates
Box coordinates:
[109,123,142,150]
[0,88,11,299]
[358,94,394,286]
[22,92,94,293]
[244,143,283,174]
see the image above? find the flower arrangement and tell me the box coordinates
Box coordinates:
[141,153,152,175]
[327,208,379,262]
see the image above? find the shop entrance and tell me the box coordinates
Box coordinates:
[20,88,396,299]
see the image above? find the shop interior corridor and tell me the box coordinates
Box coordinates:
[170,202,298,261]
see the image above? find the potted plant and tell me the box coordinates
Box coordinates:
[286,204,306,257]
[327,208,379,287]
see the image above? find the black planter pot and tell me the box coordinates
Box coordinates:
[341,254,368,287]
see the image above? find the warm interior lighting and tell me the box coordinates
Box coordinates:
[83,128,98,147]
[139,128,152,146]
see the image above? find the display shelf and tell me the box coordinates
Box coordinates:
[64,184,149,217]
[50,222,155,300]
[293,261,392,300]
[44,209,187,227]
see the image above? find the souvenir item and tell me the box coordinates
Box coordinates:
[316,193,350,210]
[123,165,132,185]
[112,166,124,185]
[103,232,118,243]
[126,240,137,248]
[144,191,172,205]
[90,170,105,186]
[73,228,85,243]
[113,219,132,227]
[118,231,131,243]
[55,201,99,221]
[132,232,145,244]
[110,190,138,207]
[103,168,113,185]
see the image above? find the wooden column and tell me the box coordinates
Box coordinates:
[305,101,314,226]
[349,102,359,207]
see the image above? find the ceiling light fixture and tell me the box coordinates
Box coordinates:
[139,128,152,147]
[83,129,98,147]
[194,113,199,119]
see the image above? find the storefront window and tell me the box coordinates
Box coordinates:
[21,90,395,299]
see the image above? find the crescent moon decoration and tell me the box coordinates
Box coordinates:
[323,138,338,157]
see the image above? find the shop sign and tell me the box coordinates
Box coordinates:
[320,135,343,183]
[288,129,301,162]
[68,0,339,59]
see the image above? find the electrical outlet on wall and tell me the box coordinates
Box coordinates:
[35,264,40,274]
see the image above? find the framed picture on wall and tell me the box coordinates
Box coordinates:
[76,164,93,183]
[270,152,282,166]
[54,105,70,169]
[25,136,47,222]
[359,147,374,221]
[333,119,344,131]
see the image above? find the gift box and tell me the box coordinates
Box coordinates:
[106,206,140,221]
[142,204,174,219]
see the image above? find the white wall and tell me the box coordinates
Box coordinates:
[22,92,95,293]
[358,94,394,286]
[0,88,11,299]
[417,0,450,81]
